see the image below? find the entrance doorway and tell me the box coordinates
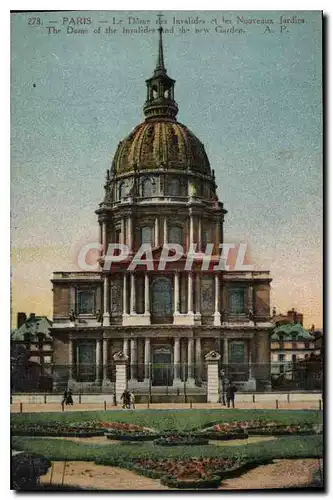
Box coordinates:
[152,347,173,386]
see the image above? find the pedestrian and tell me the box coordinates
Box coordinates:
[62,390,68,407]
[66,389,74,406]
[121,389,130,409]
[226,381,237,408]
[220,369,228,406]
[129,391,136,410]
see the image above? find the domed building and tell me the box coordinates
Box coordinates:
[51,29,273,396]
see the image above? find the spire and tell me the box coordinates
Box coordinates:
[155,26,166,74]
[143,28,178,121]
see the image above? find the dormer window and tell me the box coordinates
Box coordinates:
[167,177,181,196]
[141,226,153,245]
[119,182,126,200]
[142,177,155,197]
[169,226,183,245]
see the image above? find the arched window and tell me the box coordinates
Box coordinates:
[151,277,173,317]
[202,227,210,246]
[141,226,153,245]
[168,226,183,245]
[167,177,181,196]
[118,182,126,200]
[142,178,154,197]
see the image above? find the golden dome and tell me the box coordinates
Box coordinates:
[111,119,211,176]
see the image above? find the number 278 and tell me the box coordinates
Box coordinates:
[28,18,42,25]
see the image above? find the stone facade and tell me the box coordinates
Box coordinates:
[50,28,273,394]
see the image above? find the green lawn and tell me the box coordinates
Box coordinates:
[11,435,323,464]
[11,409,322,432]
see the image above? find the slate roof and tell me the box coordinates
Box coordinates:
[11,316,53,342]
[271,323,314,341]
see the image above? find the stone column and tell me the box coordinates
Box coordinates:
[189,213,194,247]
[122,273,128,316]
[187,337,195,383]
[144,273,150,315]
[120,218,125,246]
[127,217,133,253]
[188,272,193,314]
[68,338,73,381]
[223,337,228,374]
[198,217,202,251]
[102,221,107,255]
[130,273,136,315]
[144,337,150,380]
[248,341,253,379]
[95,338,102,383]
[155,217,159,247]
[242,339,257,391]
[248,285,253,310]
[130,338,137,380]
[113,352,128,404]
[163,217,168,244]
[99,222,103,246]
[215,219,220,248]
[174,272,180,315]
[173,338,181,382]
[205,351,221,403]
[195,273,201,318]
[102,338,109,383]
[123,338,129,357]
[214,274,221,326]
[195,337,201,381]
[103,275,110,326]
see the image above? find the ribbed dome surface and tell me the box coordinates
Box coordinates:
[111,120,211,176]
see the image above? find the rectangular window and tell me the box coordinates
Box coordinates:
[229,289,245,314]
[229,341,245,363]
[76,341,96,382]
[278,353,285,362]
[304,342,309,349]
[292,354,297,363]
[78,290,95,314]
[141,226,153,245]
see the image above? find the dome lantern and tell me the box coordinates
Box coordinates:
[143,27,178,121]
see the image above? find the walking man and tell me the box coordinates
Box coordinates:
[220,369,228,406]
[129,391,136,410]
[226,381,237,408]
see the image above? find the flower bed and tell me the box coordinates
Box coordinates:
[133,457,269,489]
[160,474,222,489]
[248,426,317,436]
[106,433,157,442]
[11,421,154,438]
[135,457,240,481]
[202,420,319,437]
[153,435,209,446]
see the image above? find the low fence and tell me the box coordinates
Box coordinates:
[12,361,323,393]
[11,391,323,405]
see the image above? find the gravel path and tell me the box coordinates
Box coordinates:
[40,458,323,490]
[219,458,323,490]
[41,460,169,490]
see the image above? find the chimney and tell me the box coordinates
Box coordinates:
[17,312,27,329]
[29,313,36,320]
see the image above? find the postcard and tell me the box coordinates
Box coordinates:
[10,10,323,491]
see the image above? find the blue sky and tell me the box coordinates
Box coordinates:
[11,10,322,326]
